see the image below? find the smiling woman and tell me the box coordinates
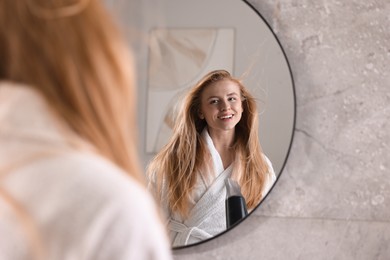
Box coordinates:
[106,0,295,250]
[147,70,276,247]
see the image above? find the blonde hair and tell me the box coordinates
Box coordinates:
[147,70,269,217]
[0,0,144,258]
[0,0,143,183]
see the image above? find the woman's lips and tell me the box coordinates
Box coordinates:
[218,114,234,119]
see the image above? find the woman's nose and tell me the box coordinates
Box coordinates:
[220,101,230,111]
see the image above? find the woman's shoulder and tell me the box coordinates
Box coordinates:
[5,151,150,216]
[262,154,275,175]
[23,151,147,201]
[261,153,276,196]
[4,151,172,260]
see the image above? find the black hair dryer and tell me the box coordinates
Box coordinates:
[225,178,248,229]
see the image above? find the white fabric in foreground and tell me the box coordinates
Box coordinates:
[0,81,172,260]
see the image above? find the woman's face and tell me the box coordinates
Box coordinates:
[199,79,243,133]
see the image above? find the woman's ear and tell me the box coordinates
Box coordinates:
[198,110,205,119]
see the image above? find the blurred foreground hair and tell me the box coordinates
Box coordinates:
[0,0,143,183]
[0,1,144,258]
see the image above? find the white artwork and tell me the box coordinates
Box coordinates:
[146,28,235,153]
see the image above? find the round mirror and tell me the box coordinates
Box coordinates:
[107,0,295,249]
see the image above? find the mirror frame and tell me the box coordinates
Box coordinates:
[105,0,296,250]
[107,0,297,249]
[169,0,297,250]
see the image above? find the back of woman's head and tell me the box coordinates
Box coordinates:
[0,0,143,183]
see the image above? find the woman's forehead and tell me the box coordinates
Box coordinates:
[202,80,240,95]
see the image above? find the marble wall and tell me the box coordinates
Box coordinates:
[173,0,390,259]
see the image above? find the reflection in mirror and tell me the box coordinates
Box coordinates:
[147,69,277,247]
[109,0,295,249]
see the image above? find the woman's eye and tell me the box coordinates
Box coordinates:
[228,97,237,102]
[210,99,219,104]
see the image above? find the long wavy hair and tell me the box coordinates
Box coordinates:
[0,0,143,258]
[147,69,269,217]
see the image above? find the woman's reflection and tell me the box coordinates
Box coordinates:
[147,70,276,247]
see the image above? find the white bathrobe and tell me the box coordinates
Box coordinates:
[152,128,276,247]
[0,82,172,260]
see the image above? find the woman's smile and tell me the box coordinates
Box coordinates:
[218,113,234,120]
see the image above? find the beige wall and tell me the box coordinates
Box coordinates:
[172,0,390,259]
